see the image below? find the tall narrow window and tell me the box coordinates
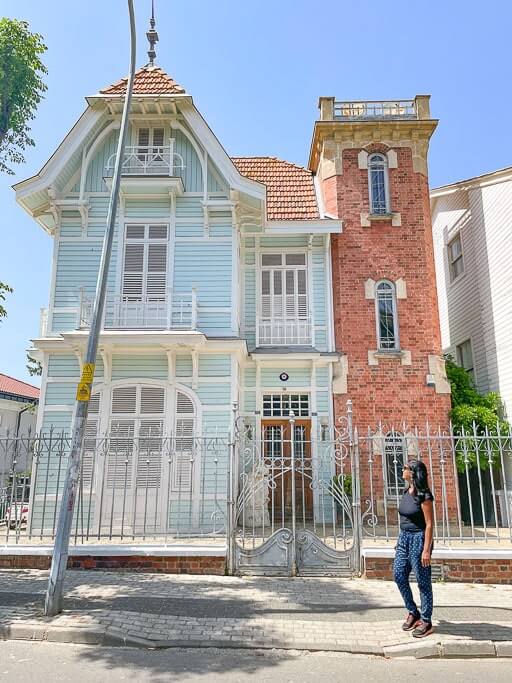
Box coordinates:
[137,127,165,167]
[368,153,389,215]
[260,253,309,344]
[448,233,464,282]
[121,224,168,327]
[384,431,406,497]
[456,339,474,383]
[173,391,196,491]
[376,280,399,350]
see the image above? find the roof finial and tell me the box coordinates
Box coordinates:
[147,0,159,66]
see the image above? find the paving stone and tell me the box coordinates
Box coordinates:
[383,642,441,659]
[442,640,496,657]
[495,641,512,657]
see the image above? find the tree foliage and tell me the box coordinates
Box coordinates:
[26,353,42,377]
[445,356,510,471]
[0,18,47,174]
[0,280,13,321]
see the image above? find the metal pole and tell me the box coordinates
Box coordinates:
[289,411,297,576]
[44,0,137,616]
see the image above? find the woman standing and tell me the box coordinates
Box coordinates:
[393,460,434,638]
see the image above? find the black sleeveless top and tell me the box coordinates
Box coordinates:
[398,489,434,532]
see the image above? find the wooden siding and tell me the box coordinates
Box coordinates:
[242,234,329,351]
[432,175,512,418]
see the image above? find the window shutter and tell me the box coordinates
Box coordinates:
[285,269,296,317]
[172,391,195,491]
[125,224,145,239]
[146,243,167,299]
[140,386,165,414]
[138,128,149,148]
[136,419,164,488]
[107,419,135,490]
[111,386,137,414]
[152,128,164,148]
[148,225,168,240]
[122,243,145,300]
[297,269,308,318]
[261,270,271,318]
[82,393,100,491]
[273,270,283,317]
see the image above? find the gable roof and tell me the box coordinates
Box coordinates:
[100,65,186,95]
[231,157,319,221]
[0,373,40,400]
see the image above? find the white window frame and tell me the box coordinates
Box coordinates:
[375,280,399,351]
[447,232,464,283]
[121,223,170,300]
[368,153,390,215]
[456,338,476,384]
[259,251,309,320]
[262,393,310,418]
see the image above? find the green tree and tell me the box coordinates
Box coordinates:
[445,356,510,471]
[0,18,47,174]
[26,353,42,376]
[0,280,13,321]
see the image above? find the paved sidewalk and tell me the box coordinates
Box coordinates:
[0,570,511,658]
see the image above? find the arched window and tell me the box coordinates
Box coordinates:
[368,153,389,215]
[384,431,406,497]
[376,280,399,350]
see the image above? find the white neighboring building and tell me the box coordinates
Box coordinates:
[431,166,512,419]
[0,373,39,437]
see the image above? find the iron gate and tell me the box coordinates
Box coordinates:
[228,403,362,576]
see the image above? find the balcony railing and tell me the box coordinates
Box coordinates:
[256,317,313,347]
[105,144,185,177]
[334,100,417,121]
[79,290,198,331]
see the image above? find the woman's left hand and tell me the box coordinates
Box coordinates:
[421,550,431,567]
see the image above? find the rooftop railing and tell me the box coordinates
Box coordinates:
[319,95,431,122]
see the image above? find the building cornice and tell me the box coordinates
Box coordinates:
[430,165,512,199]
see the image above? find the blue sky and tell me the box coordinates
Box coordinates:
[1,0,511,384]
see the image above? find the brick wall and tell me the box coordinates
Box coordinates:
[321,141,455,515]
[325,145,451,428]
[0,554,226,575]
[364,557,512,584]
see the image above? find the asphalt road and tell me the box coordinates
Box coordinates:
[1,642,512,682]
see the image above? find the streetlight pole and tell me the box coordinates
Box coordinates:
[44,0,137,616]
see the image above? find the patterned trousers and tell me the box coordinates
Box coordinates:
[393,530,433,622]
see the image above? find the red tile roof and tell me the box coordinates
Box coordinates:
[0,373,40,400]
[100,66,185,95]
[231,157,319,221]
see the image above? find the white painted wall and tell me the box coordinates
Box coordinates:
[431,172,512,420]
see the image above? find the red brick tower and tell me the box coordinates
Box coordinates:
[309,97,451,430]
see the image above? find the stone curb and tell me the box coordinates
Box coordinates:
[1,621,512,658]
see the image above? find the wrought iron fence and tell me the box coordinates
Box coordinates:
[0,431,229,545]
[1,421,512,551]
[355,423,512,545]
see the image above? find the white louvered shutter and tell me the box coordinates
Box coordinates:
[138,127,149,149]
[107,386,137,490]
[135,387,165,489]
[122,225,168,304]
[82,393,100,491]
[146,242,167,300]
[173,392,195,491]
[122,241,145,300]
